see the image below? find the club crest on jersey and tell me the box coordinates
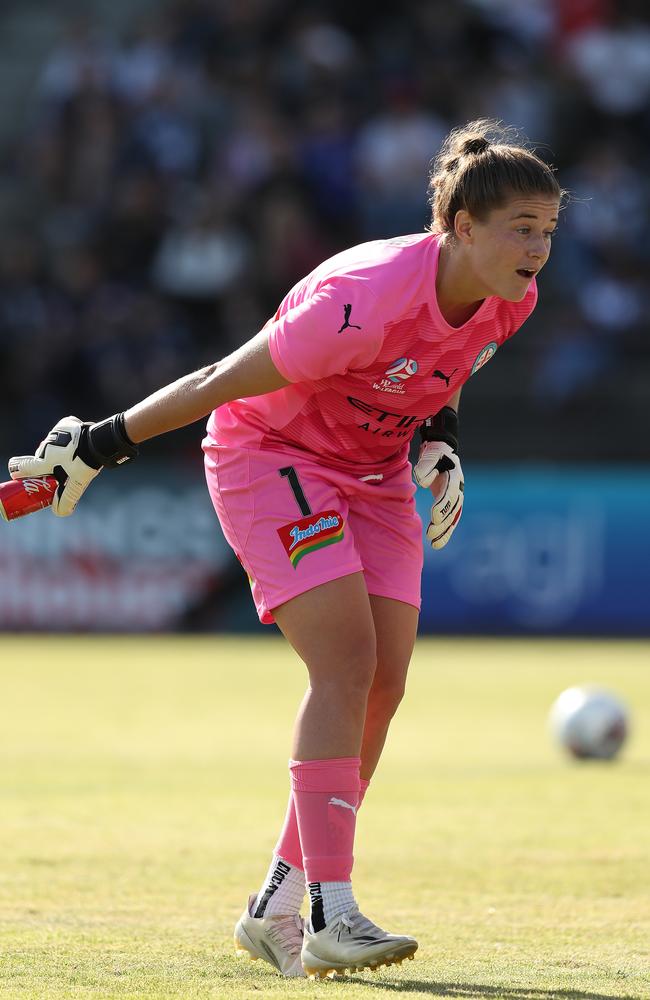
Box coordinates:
[471,341,498,375]
[373,357,418,395]
[277,510,344,568]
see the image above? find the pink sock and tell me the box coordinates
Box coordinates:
[290,757,360,883]
[275,775,370,872]
[274,791,304,871]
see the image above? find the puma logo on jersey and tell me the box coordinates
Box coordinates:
[432,368,458,387]
[338,304,362,333]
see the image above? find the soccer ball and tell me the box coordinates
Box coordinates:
[548,686,629,760]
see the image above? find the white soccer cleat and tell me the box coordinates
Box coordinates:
[301,906,418,979]
[234,893,306,977]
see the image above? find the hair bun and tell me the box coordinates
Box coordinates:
[462,137,490,156]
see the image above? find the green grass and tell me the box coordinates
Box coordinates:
[0,635,649,1000]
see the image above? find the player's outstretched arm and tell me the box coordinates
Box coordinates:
[413,390,464,549]
[8,332,289,516]
[123,331,288,443]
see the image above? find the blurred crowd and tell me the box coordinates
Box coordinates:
[0,0,648,460]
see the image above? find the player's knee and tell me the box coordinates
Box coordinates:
[312,632,376,699]
[343,637,377,697]
[351,663,377,700]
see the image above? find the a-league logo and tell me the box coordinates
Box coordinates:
[385,357,418,382]
[373,357,419,395]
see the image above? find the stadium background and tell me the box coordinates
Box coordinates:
[0,0,648,634]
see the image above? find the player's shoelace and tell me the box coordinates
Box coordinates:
[266,913,304,956]
[331,906,387,939]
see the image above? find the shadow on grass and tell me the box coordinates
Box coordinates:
[347,978,637,1000]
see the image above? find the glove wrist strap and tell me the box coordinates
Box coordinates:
[83,414,139,469]
[420,406,459,451]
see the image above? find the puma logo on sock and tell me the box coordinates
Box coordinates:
[328,796,357,815]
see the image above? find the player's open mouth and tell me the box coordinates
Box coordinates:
[516,268,536,279]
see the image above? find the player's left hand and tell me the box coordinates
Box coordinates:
[413,440,464,549]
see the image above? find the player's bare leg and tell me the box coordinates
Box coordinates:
[277,573,377,761]
[359,596,419,780]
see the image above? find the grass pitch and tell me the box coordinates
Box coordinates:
[0,635,649,1000]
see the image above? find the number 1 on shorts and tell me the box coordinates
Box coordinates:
[279,466,312,516]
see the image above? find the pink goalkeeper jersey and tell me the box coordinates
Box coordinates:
[206,232,537,474]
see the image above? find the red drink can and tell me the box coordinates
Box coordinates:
[0,476,58,521]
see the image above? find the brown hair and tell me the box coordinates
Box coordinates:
[428,119,565,235]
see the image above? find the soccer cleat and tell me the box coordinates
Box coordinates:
[301,905,418,978]
[234,893,306,977]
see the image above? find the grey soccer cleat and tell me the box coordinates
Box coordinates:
[301,905,418,979]
[234,893,305,977]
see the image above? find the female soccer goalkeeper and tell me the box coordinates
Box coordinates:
[10,119,563,980]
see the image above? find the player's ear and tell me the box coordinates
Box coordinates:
[453,210,474,245]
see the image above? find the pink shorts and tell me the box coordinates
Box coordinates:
[203,443,423,624]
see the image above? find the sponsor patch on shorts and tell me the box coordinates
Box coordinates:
[277,510,344,568]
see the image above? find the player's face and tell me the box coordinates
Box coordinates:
[468,195,559,302]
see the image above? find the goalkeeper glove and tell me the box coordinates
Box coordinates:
[413,406,464,549]
[8,414,137,517]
